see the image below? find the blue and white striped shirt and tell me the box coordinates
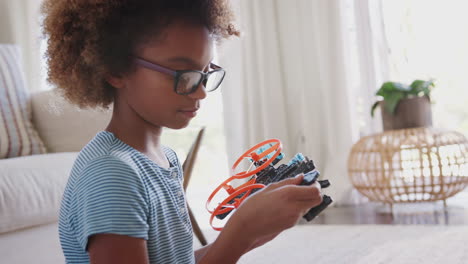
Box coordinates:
[59,131,195,263]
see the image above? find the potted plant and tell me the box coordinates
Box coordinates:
[371,79,435,131]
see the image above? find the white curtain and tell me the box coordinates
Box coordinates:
[219,0,389,205]
[0,0,43,92]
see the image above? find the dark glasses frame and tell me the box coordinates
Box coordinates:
[133,57,226,95]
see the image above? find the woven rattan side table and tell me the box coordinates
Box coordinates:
[348,127,468,208]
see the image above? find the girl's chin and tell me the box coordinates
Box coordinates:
[167,124,189,130]
[165,112,195,129]
[165,120,191,130]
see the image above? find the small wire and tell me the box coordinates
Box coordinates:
[245,157,256,173]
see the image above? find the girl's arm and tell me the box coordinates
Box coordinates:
[88,234,149,264]
[194,245,212,262]
[194,228,253,263]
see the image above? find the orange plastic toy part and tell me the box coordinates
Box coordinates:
[206,139,283,230]
[206,177,257,214]
[205,139,282,213]
[230,139,282,179]
[209,183,265,231]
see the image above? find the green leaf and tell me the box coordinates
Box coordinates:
[410,79,434,97]
[384,92,405,115]
[371,101,380,117]
[392,82,411,92]
[376,82,410,98]
[409,80,425,95]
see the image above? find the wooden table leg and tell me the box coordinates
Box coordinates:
[188,204,208,246]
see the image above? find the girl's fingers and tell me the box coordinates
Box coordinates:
[286,181,322,201]
[266,174,304,189]
[297,194,324,208]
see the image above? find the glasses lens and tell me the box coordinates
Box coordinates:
[205,70,226,92]
[176,72,203,94]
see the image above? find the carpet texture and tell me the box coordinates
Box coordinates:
[198,225,468,264]
[2,223,468,263]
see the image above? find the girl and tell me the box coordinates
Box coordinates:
[42,1,323,263]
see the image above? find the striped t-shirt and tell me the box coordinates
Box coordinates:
[59,131,195,263]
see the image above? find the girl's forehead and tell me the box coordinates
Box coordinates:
[139,21,215,67]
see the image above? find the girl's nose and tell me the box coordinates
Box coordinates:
[188,81,207,100]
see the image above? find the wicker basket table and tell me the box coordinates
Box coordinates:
[348,127,468,206]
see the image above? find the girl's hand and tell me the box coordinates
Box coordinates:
[198,175,322,264]
[225,174,323,251]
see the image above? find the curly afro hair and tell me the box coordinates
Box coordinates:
[42,0,239,108]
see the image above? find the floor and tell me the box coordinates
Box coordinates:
[190,190,468,247]
[189,190,468,233]
[302,191,468,225]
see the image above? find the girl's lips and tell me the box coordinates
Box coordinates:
[180,109,198,118]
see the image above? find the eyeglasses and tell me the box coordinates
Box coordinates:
[134,57,226,95]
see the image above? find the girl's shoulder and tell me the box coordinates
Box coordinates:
[71,131,141,179]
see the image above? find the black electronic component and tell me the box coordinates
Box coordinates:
[318,180,330,189]
[303,195,333,221]
[214,155,332,221]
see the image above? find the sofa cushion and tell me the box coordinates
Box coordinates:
[0,44,46,158]
[31,90,112,153]
[0,152,78,234]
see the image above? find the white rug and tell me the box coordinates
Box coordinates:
[2,223,468,263]
[198,225,468,264]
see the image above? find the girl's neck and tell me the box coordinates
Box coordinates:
[105,101,170,168]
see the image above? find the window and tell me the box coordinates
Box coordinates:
[382,0,468,135]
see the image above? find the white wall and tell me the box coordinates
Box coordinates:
[0,0,43,92]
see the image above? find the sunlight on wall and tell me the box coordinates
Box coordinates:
[382,0,468,135]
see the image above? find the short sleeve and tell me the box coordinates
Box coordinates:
[69,155,149,251]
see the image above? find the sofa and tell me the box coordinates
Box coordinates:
[0,89,111,263]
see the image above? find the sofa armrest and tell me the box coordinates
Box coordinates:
[0,153,78,234]
[31,90,112,153]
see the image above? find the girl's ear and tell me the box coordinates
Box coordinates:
[106,74,126,89]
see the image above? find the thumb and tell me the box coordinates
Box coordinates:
[268,173,304,189]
